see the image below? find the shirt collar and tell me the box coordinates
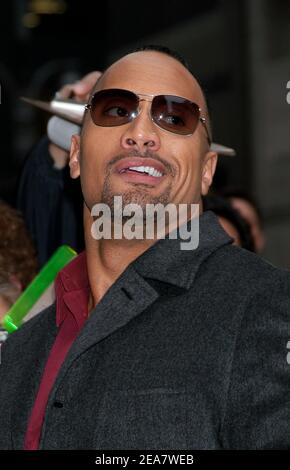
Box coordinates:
[55,251,90,328]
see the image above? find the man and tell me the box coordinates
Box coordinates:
[1,45,290,450]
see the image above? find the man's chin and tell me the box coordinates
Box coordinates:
[109,191,170,209]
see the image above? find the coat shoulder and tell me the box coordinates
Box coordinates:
[1,303,56,358]
[203,243,290,293]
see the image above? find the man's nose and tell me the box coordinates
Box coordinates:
[120,105,161,152]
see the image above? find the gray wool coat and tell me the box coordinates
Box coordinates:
[1,211,290,450]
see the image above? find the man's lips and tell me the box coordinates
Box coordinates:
[114,157,167,186]
[115,157,166,175]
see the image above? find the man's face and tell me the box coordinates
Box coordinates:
[70,51,217,214]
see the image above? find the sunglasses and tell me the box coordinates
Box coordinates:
[85,88,211,142]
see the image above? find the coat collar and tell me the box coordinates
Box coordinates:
[132,210,233,290]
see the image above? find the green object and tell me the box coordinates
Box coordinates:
[3,245,76,333]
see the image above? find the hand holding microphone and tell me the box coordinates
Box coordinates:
[47,70,102,168]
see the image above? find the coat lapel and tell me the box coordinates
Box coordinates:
[48,263,159,397]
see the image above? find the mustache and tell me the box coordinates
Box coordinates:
[107,150,176,176]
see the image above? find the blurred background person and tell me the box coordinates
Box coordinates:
[219,187,266,254]
[0,200,38,321]
[203,194,255,251]
[0,267,21,321]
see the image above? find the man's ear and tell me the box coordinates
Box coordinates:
[69,134,81,178]
[201,151,218,195]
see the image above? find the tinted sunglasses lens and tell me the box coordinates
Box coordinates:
[151,95,200,135]
[90,89,138,127]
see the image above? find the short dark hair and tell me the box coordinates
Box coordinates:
[98,45,192,82]
[133,45,192,72]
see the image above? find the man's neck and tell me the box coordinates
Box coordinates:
[84,215,156,308]
[84,199,203,309]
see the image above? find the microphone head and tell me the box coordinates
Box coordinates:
[47,116,81,151]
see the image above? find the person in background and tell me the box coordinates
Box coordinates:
[203,194,255,251]
[219,187,265,253]
[0,267,20,321]
[0,200,38,321]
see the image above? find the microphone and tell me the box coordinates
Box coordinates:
[21,96,85,124]
[21,96,85,151]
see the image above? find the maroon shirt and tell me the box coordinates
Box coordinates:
[24,252,89,450]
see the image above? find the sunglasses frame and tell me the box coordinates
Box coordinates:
[85,88,212,143]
